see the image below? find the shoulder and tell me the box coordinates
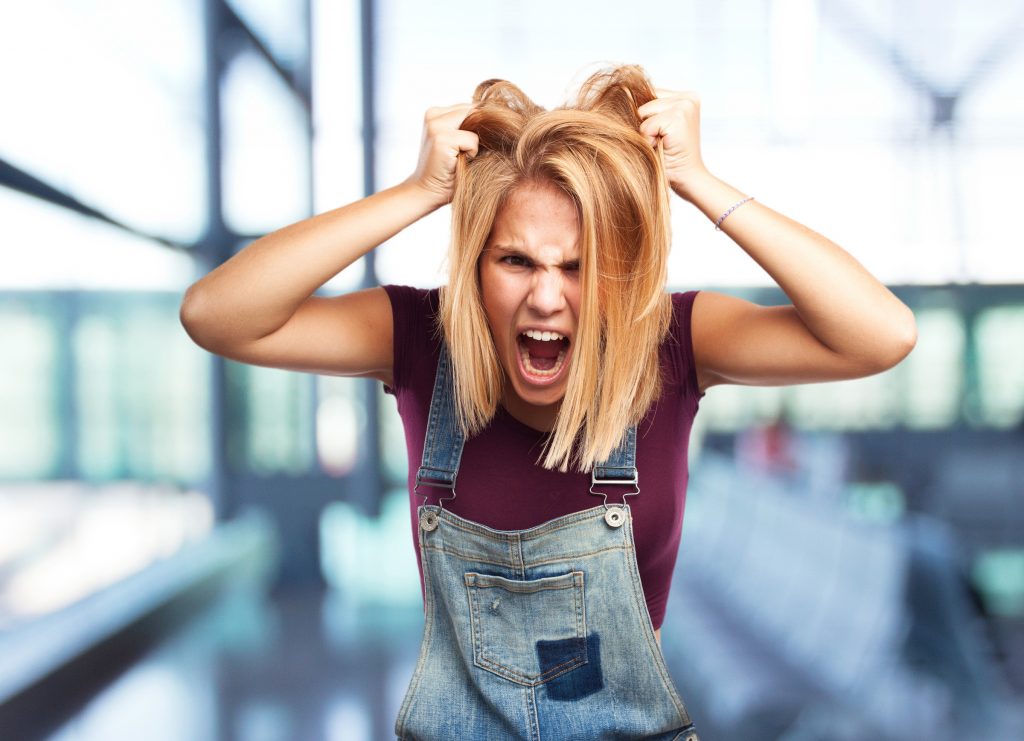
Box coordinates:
[381,284,443,337]
[668,289,701,340]
[661,290,705,401]
[671,290,700,315]
[380,284,443,395]
[381,284,440,315]
[669,289,776,400]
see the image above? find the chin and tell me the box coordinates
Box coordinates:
[516,387,564,408]
[507,367,569,402]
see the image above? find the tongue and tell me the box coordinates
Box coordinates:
[521,336,562,359]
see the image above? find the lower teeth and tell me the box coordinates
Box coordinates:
[520,348,567,377]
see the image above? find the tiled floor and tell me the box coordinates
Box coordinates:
[44,583,421,741]
[31,551,1024,740]
[34,581,715,741]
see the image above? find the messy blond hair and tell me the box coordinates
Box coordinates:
[437,64,673,473]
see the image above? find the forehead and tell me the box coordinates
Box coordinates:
[488,182,580,257]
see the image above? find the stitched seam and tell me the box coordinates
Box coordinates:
[622,516,692,724]
[468,577,588,687]
[422,543,628,568]
[475,655,586,686]
[394,518,437,737]
[436,506,609,541]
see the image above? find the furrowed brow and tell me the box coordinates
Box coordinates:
[491,245,578,269]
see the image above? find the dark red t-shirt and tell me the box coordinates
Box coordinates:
[381,284,703,631]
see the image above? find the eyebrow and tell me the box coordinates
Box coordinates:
[489,246,580,269]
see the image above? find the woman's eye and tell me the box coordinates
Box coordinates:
[502,256,530,267]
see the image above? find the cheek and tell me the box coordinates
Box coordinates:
[479,287,509,343]
[481,273,513,318]
[487,297,516,336]
[566,283,582,320]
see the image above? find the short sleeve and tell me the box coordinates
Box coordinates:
[672,290,705,403]
[380,284,424,396]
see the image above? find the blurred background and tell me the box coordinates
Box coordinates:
[1,0,1023,739]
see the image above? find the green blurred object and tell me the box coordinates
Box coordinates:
[972,549,1024,617]
[844,481,906,524]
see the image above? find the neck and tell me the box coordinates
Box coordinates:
[501,388,560,433]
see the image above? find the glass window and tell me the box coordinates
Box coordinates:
[0,300,58,478]
[227,0,309,69]
[313,0,365,292]
[0,0,207,243]
[974,305,1024,427]
[379,383,410,486]
[790,372,903,430]
[222,48,311,235]
[316,376,362,477]
[905,308,965,429]
[319,489,421,606]
[0,189,197,291]
[236,363,315,475]
[75,295,211,481]
[0,482,214,631]
[370,0,1024,287]
[694,383,785,432]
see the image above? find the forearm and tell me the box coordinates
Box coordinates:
[676,172,917,361]
[181,179,440,344]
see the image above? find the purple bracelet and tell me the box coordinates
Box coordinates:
[715,196,754,231]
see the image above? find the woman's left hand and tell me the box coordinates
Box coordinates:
[637,89,709,201]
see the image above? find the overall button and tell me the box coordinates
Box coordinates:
[604,506,626,528]
[420,511,439,532]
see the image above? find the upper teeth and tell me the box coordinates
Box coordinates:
[522,329,565,342]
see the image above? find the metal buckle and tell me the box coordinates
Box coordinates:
[589,469,639,528]
[590,469,638,488]
[413,474,457,510]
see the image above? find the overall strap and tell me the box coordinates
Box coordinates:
[591,425,638,486]
[589,422,639,523]
[415,340,465,506]
[415,337,638,508]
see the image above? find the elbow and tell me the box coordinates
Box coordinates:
[179,287,215,350]
[179,286,200,332]
[876,311,918,371]
[895,308,918,362]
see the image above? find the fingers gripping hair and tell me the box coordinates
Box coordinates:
[441,64,673,473]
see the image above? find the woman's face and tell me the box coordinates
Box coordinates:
[479,180,581,415]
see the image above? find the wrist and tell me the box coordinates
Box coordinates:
[396,177,448,215]
[669,167,717,204]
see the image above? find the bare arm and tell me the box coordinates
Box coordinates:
[179,104,479,384]
[689,182,917,393]
[180,181,441,347]
[639,90,916,393]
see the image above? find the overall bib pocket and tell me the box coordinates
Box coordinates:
[464,570,587,686]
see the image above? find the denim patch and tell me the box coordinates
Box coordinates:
[537,632,603,701]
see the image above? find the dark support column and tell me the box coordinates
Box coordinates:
[354,0,384,517]
[194,0,380,578]
[199,0,233,523]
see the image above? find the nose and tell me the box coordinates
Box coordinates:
[526,269,567,316]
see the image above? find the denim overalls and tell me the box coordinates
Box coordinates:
[394,342,700,741]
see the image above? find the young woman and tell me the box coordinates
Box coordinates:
[180,65,917,740]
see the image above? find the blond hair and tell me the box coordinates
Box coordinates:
[437,65,673,473]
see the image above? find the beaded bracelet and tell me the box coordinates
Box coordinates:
[714,196,754,231]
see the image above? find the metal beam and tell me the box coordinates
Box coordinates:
[0,158,191,253]
[219,0,312,112]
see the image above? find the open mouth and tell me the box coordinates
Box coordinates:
[516,330,571,380]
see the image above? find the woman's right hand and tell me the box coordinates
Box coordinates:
[405,103,479,208]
